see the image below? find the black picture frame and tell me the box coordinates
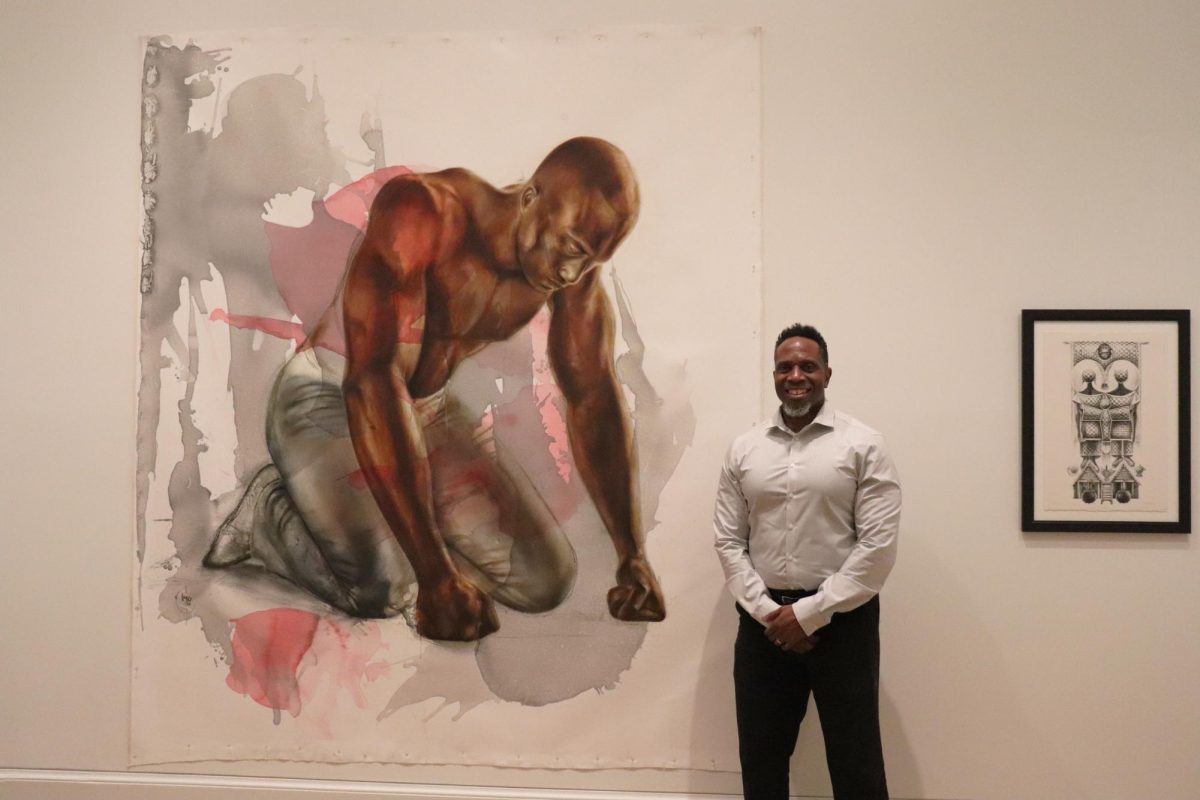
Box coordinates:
[1022,309,1191,533]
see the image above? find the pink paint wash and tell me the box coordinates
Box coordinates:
[227,608,391,725]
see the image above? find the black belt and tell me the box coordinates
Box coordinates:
[767,587,817,605]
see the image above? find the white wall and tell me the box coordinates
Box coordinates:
[2,1,1198,799]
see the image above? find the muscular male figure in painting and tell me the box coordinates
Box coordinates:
[206,137,666,641]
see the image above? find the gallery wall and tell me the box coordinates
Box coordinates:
[2,1,1198,799]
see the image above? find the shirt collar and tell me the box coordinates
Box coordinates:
[770,403,836,434]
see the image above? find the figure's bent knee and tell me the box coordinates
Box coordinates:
[505,573,573,614]
[494,540,577,613]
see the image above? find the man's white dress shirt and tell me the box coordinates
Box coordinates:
[713,404,901,634]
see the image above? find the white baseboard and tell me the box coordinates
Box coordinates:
[0,770,750,800]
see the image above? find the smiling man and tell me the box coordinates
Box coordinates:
[713,323,901,800]
[205,137,666,641]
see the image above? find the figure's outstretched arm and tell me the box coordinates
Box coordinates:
[343,177,498,641]
[548,270,666,621]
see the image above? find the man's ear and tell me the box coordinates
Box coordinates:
[825,366,833,386]
[521,184,538,210]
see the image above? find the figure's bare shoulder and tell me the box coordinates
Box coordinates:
[359,173,469,278]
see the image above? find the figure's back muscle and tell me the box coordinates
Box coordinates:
[343,175,444,385]
[348,172,549,396]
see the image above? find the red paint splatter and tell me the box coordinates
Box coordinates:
[226,608,320,717]
[208,167,421,354]
[266,167,416,332]
[265,203,358,337]
[485,383,581,523]
[322,165,414,230]
[286,618,391,736]
[209,308,308,345]
[527,308,573,483]
[345,468,368,490]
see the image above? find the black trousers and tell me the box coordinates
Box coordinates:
[734,593,887,800]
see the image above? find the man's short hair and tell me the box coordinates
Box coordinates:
[775,323,829,365]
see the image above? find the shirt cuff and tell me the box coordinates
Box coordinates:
[789,597,832,635]
[750,597,782,625]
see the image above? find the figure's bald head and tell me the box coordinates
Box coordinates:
[516,138,641,291]
[534,137,637,208]
[530,138,640,248]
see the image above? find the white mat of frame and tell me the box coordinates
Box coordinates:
[132,26,761,770]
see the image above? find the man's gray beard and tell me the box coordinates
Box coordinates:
[781,399,813,419]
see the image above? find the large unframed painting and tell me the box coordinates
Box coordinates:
[132,27,761,768]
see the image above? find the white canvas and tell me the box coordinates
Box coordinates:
[132,27,761,769]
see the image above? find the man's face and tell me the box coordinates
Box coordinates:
[773,337,832,417]
[515,172,629,292]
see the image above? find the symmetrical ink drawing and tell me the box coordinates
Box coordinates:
[1068,340,1142,504]
[1023,310,1188,533]
[132,29,761,768]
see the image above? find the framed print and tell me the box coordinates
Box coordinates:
[1022,309,1191,533]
